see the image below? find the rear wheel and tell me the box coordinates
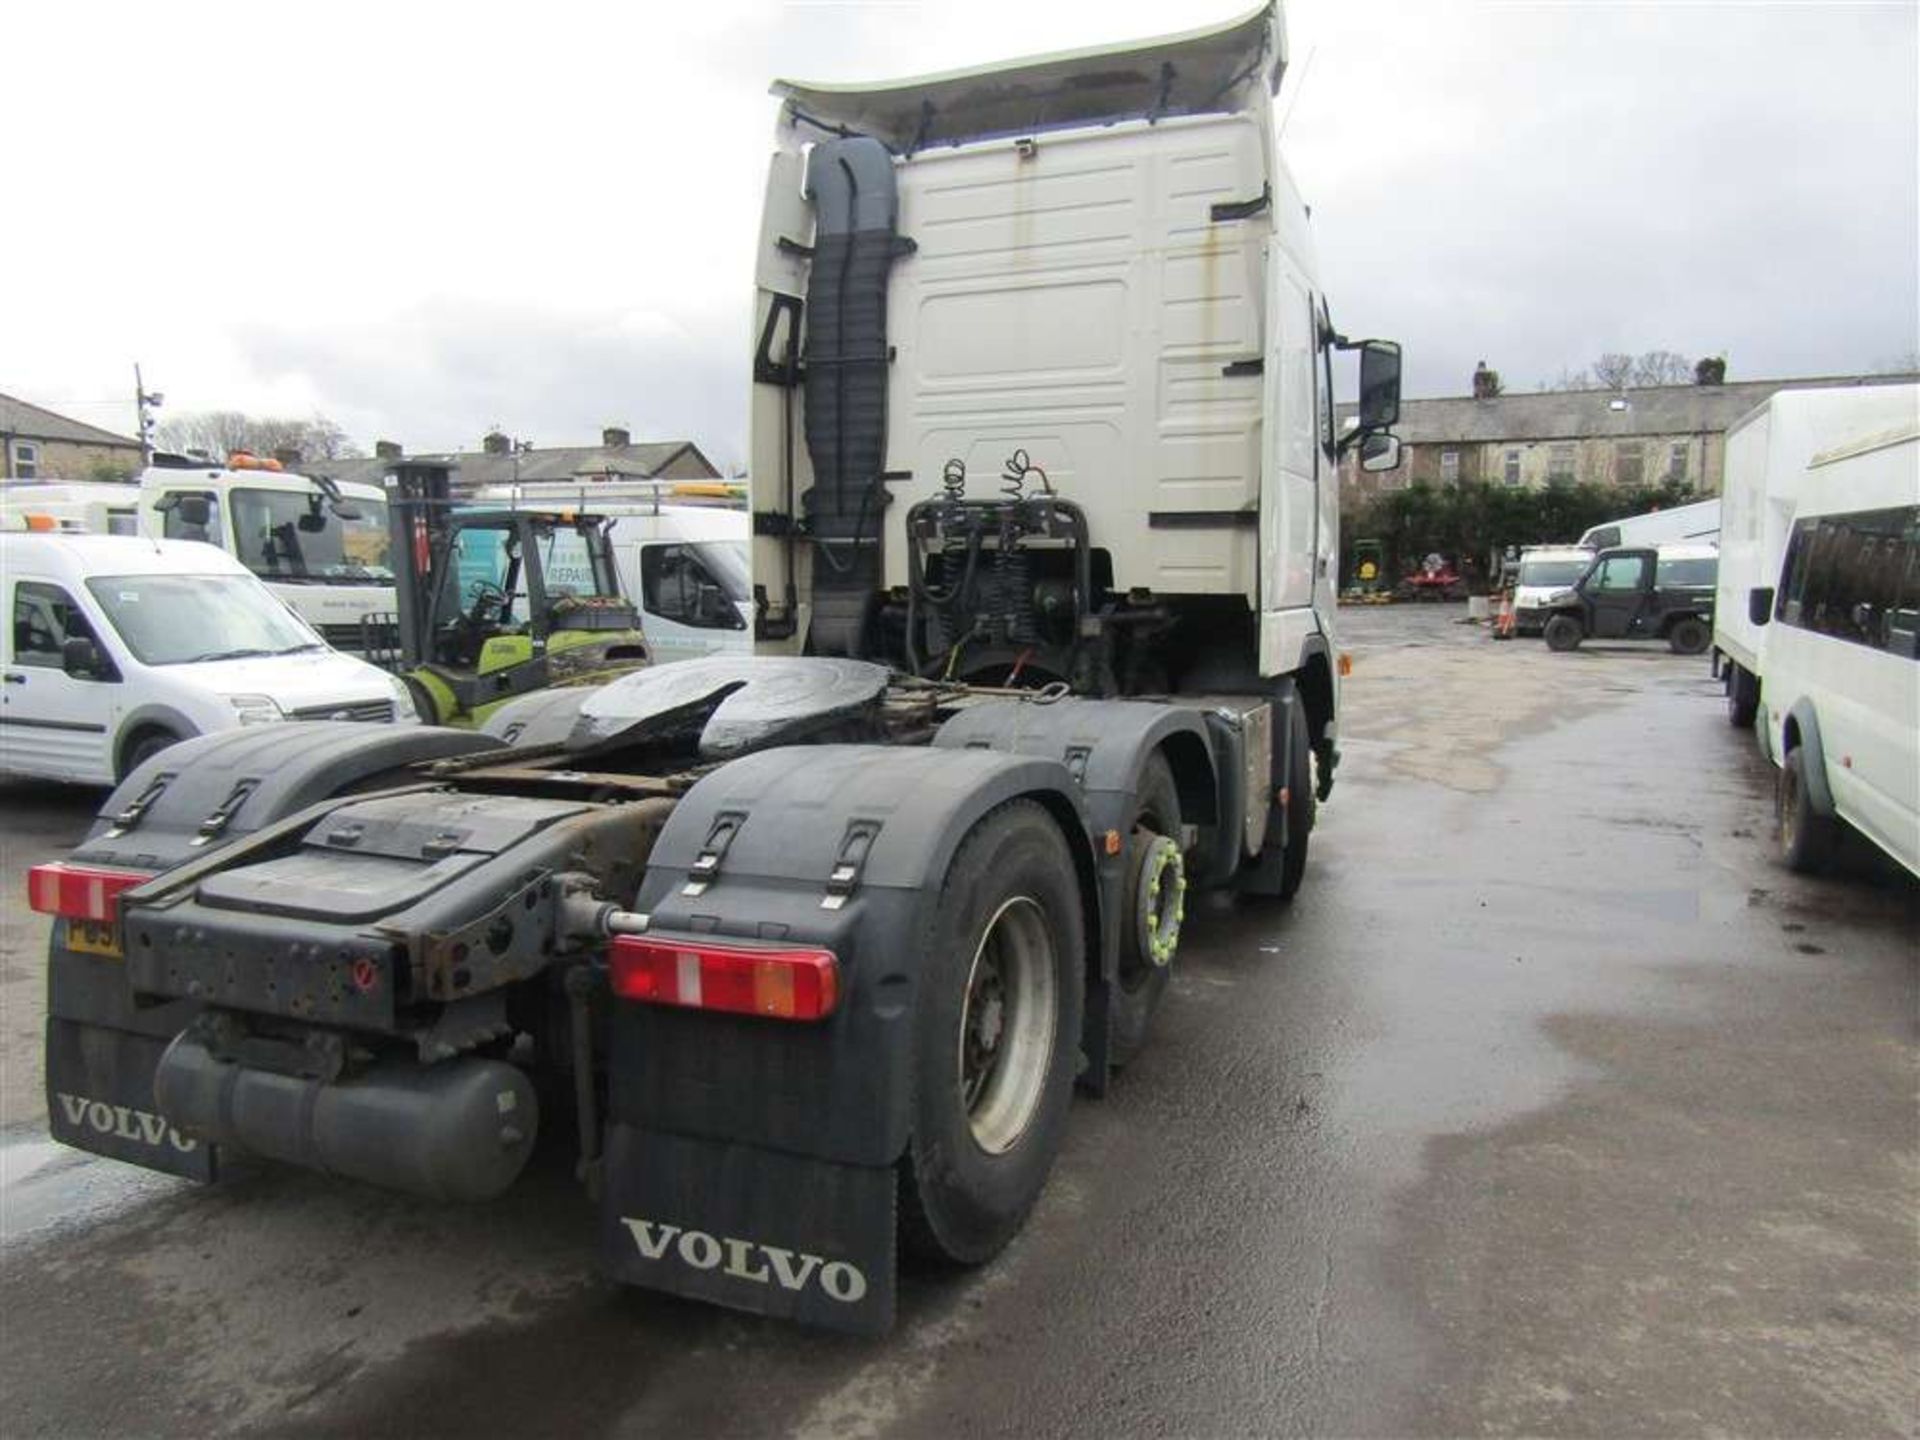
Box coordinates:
[1668,617,1710,655]
[1778,746,1837,873]
[1110,756,1184,1068]
[1543,615,1584,652]
[1727,667,1759,729]
[899,801,1084,1266]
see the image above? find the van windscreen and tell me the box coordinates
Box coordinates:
[86,573,319,665]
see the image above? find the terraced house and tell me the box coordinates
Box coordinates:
[0,393,143,482]
[1340,367,1920,501]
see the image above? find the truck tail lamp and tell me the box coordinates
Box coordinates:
[26,863,148,923]
[608,936,840,1022]
[28,867,148,925]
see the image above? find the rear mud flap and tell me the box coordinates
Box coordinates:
[600,1123,894,1335]
[45,1019,216,1182]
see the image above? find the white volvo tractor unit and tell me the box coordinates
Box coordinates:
[35,3,1402,1335]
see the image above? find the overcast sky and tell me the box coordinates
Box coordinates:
[6,0,1915,468]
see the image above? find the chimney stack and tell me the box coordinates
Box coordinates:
[1471,360,1501,400]
[482,430,512,456]
[1694,356,1727,387]
[602,426,630,449]
[374,439,403,461]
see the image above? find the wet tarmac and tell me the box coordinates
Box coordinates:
[1,605,1913,1437]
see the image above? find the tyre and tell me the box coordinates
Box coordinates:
[1727,668,1759,729]
[119,727,181,781]
[899,800,1085,1266]
[1668,617,1710,655]
[1778,746,1837,873]
[1543,615,1583,652]
[1236,707,1315,902]
[1110,755,1185,1068]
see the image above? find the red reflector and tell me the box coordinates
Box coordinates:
[26,863,148,923]
[608,936,840,1022]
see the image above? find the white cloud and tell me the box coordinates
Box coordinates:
[3,0,1915,457]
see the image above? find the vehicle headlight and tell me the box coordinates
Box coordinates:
[228,694,285,726]
[386,671,419,722]
[1546,589,1575,604]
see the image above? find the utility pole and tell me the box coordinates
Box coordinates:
[134,364,164,469]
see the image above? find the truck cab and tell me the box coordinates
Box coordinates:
[139,454,394,649]
[1541,544,1715,653]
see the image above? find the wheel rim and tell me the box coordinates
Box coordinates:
[958,896,1058,1156]
[1132,833,1186,973]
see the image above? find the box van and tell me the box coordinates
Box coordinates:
[1723,385,1919,876]
[475,483,752,663]
[1,533,414,785]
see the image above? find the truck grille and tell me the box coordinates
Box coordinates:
[291,700,395,723]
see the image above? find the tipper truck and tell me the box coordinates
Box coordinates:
[33,2,1403,1335]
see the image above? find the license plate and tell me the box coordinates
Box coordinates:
[65,918,122,958]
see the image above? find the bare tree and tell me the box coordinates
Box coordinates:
[156,411,362,463]
[1591,352,1636,391]
[1632,350,1692,387]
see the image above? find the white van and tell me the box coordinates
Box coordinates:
[1,533,415,785]
[1728,386,1918,876]
[1578,497,1720,551]
[476,483,752,663]
[1509,545,1595,633]
[0,480,143,536]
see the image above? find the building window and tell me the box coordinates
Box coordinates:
[1503,449,1522,486]
[1440,450,1460,483]
[9,440,39,479]
[1668,441,1689,480]
[1615,440,1645,487]
[1547,443,1576,484]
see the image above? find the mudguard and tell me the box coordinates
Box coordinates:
[933,698,1222,1085]
[601,742,1093,1334]
[45,722,499,1180]
[1784,700,1838,818]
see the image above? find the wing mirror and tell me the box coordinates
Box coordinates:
[157,493,213,527]
[1356,340,1402,430]
[62,637,105,678]
[1360,432,1402,473]
[1748,586,1774,626]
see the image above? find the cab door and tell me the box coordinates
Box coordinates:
[3,578,117,783]
[1584,551,1653,638]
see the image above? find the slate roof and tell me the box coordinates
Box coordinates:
[307,439,719,490]
[1340,373,1920,446]
[0,393,142,448]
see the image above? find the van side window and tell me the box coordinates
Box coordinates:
[12,581,94,668]
[1778,506,1919,655]
[641,544,742,631]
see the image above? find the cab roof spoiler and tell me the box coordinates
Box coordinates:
[771,1,1283,155]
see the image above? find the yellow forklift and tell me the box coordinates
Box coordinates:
[375,459,650,725]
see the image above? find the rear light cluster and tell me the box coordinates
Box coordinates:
[26,863,148,923]
[609,936,840,1022]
